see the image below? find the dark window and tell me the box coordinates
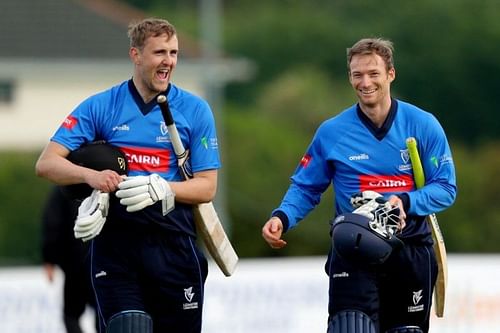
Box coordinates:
[0,79,15,104]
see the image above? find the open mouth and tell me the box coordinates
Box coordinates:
[361,88,376,95]
[157,69,169,81]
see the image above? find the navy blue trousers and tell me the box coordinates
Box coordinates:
[326,243,437,333]
[90,223,208,333]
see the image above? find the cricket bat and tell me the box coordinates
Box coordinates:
[157,95,238,277]
[406,137,447,317]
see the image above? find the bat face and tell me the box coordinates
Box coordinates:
[194,203,238,276]
[428,214,447,317]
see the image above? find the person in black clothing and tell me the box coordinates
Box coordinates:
[41,186,97,333]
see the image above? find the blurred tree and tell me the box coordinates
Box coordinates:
[256,65,354,134]
[440,142,500,252]
[0,152,51,264]
[223,105,333,257]
[221,0,500,144]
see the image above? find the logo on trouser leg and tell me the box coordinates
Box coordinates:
[95,270,107,278]
[408,289,424,313]
[183,287,199,310]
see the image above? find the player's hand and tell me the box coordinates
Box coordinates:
[262,217,287,249]
[44,263,56,283]
[116,174,175,215]
[353,196,402,236]
[74,189,109,241]
[388,195,406,231]
[351,191,406,232]
[85,169,122,193]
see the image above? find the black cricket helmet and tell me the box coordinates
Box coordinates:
[331,213,403,265]
[62,141,128,200]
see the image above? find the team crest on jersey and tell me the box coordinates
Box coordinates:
[400,149,410,164]
[157,121,170,143]
[160,121,168,135]
[399,149,412,171]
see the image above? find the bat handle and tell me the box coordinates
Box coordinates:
[157,95,174,126]
[406,137,425,189]
[157,95,187,157]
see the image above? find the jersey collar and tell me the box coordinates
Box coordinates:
[356,98,398,141]
[127,79,171,116]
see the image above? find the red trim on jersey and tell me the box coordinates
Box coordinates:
[360,174,413,193]
[121,146,170,173]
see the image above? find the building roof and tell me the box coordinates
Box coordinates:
[0,0,199,60]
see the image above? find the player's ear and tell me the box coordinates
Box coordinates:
[129,47,140,65]
[388,67,396,82]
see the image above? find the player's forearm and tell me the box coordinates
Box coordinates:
[274,182,321,231]
[169,170,217,204]
[408,180,457,216]
[36,141,87,185]
[36,152,96,186]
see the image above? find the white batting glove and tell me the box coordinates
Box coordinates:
[353,196,400,237]
[74,189,109,242]
[116,174,175,215]
[350,190,382,208]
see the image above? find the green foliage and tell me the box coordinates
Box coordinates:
[440,142,500,252]
[221,0,500,144]
[223,105,332,257]
[256,65,354,134]
[0,152,51,265]
[150,5,199,39]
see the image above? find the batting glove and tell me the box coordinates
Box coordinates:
[350,190,382,208]
[353,196,401,237]
[116,174,175,215]
[74,189,109,242]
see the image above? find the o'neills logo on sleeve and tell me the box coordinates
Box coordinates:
[120,146,170,173]
[360,175,413,193]
[62,115,78,130]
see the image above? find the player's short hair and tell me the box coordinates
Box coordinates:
[347,38,394,72]
[128,18,177,50]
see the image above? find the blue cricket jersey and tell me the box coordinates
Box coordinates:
[273,99,456,242]
[52,80,221,236]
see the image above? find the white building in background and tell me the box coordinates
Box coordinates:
[0,0,252,151]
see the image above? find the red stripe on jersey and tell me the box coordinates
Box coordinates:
[360,174,413,193]
[62,115,78,130]
[121,146,170,173]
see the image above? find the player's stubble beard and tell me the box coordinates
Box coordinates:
[137,68,171,103]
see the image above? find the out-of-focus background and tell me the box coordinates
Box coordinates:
[1,0,499,332]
